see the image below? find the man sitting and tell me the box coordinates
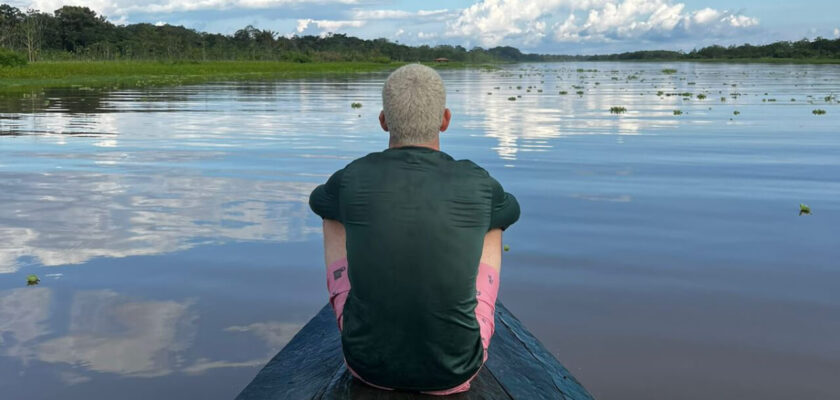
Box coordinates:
[309,64,520,395]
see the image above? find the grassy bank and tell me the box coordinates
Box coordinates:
[0,60,482,93]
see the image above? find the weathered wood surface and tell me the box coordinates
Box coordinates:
[236,302,594,400]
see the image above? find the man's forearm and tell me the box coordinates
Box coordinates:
[322,219,346,267]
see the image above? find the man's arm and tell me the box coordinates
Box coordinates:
[322,219,346,267]
[481,229,503,273]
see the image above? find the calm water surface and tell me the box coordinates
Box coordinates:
[1,62,839,399]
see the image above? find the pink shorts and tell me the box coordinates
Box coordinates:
[326,257,500,395]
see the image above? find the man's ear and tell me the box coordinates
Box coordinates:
[379,110,388,132]
[440,108,451,132]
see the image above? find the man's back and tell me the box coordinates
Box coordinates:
[310,146,519,391]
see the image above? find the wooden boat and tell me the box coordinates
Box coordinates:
[236,302,594,399]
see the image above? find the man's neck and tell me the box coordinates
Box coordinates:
[388,137,440,151]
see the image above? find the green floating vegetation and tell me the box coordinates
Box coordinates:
[678,92,692,97]
[0,61,404,92]
[733,110,741,115]
[720,97,726,102]
[662,68,677,74]
[799,203,811,215]
[812,109,827,115]
[576,90,584,95]
[27,274,39,286]
[350,102,362,109]
[825,95,835,102]
[673,110,683,115]
[609,106,627,114]
[507,97,516,101]
[559,91,568,95]
[657,90,664,96]
[504,244,510,252]
[697,94,707,100]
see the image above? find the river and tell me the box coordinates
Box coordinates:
[1,62,839,399]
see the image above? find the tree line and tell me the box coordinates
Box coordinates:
[1,3,839,64]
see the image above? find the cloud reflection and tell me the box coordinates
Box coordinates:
[37,290,197,377]
[0,287,301,380]
[0,171,318,273]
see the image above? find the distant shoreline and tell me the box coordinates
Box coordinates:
[0,58,836,93]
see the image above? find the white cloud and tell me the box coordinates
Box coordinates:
[350,8,452,21]
[296,18,365,34]
[446,0,759,47]
[834,28,840,38]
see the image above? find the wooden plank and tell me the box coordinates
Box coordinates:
[236,302,594,400]
[485,304,594,400]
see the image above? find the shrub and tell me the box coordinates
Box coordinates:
[0,48,27,67]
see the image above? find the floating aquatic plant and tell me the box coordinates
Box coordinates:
[350,102,362,109]
[657,91,664,96]
[662,69,677,74]
[507,97,516,101]
[609,106,627,114]
[576,90,584,95]
[673,110,683,115]
[799,204,811,216]
[27,274,39,286]
[812,109,826,115]
[697,94,707,100]
[504,244,510,252]
[733,111,741,115]
[559,91,568,95]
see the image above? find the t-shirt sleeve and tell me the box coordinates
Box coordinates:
[309,168,344,221]
[489,177,520,231]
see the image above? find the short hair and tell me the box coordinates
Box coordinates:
[382,64,446,145]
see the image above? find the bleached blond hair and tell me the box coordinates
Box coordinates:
[382,64,446,145]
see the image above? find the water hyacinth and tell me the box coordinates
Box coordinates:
[351,102,362,109]
[609,106,627,114]
[799,204,811,215]
[812,109,826,115]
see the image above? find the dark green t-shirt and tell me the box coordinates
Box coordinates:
[309,146,520,391]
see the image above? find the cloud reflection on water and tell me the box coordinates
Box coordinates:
[0,287,302,380]
[0,172,318,273]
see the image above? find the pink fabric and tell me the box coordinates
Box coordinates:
[325,258,500,396]
[326,257,351,331]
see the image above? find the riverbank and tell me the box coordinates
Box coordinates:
[0,60,482,93]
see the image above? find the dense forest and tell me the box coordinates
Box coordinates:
[1,3,839,64]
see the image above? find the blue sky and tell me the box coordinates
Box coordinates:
[9,0,840,54]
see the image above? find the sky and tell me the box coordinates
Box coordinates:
[7,0,840,54]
